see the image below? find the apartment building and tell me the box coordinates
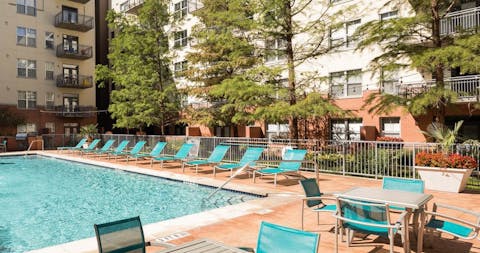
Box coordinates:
[109,0,480,141]
[0,0,97,144]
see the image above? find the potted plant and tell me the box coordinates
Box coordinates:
[79,124,98,148]
[415,121,478,192]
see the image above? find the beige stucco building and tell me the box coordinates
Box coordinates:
[0,0,96,140]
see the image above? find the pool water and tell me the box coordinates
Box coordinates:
[0,155,258,252]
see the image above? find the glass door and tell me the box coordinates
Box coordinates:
[62,6,78,24]
[62,64,78,86]
[63,94,79,112]
[63,35,78,53]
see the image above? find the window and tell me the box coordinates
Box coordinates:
[380,11,398,21]
[380,69,400,94]
[45,62,54,80]
[16,27,36,47]
[45,122,55,134]
[17,0,36,16]
[45,92,55,110]
[45,32,54,49]
[331,119,362,140]
[346,19,361,47]
[174,61,188,77]
[174,30,188,48]
[17,91,37,109]
[267,123,289,139]
[17,59,36,78]
[330,69,362,97]
[174,0,188,20]
[330,19,361,48]
[17,123,37,134]
[265,38,286,62]
[381,117,400,137]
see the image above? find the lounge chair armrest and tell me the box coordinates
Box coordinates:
[237,247,255,252]
[323,191,341,196]
[148,240,176,248]
[303,196,337,202]
[425,211,480,229]
[433,203,480,217]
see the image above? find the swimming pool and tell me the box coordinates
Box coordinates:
[0,155,258,252]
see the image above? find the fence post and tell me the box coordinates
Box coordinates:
[375,143,378,179]
[412,144,416,179]
[342,142,346,176]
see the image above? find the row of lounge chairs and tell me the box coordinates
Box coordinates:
[58,139,310,186]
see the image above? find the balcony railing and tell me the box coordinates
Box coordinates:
[56,44,93,60]
[382,75,480,102]
[53,106,96,118]
[440,6,480,35]
[69,0,90,3]
[54,12,94,32]
[120,0,144,13]
[56,75,93,89]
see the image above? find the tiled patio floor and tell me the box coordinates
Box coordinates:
[60,152,480,252]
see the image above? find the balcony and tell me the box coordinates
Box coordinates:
[440,7,480,35]
[54,12,94,32]
[69,0,90,3]
[382,75,480,102]
[120,0,144,13]
[53,106,96,118]
[56,75,93,89]
[56,44,93,60]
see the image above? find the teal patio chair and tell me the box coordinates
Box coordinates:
[57,138,87,152]
[213,147,264,177]
[76,139,100,154]
[109,140,146,160]
[253,149,308,186]
[104,140,130,159]
[334,198,408,253]
[382,177,424,211]
[94,216,169,253]
[151,143,194,168]
[83,139,116,156]
[425,202,480,241]
[183,145,230,174]
[127,141,167,164]
[241,221,319,253]
[299,178,337,230]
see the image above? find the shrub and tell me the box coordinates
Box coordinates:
[376,136,404,142]
[415,152,477,169]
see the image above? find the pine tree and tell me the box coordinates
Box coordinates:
[358,0,480,124]
[96,0,180,134]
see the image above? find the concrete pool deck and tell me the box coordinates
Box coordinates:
[3,151,480,253]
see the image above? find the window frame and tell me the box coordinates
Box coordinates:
[45,32,54,49]
[17,0,36,16]
[265,38,287,63]
[45,62,54,80]
[45,92,55,110]
[380,117,401,137]
[331,118,362,140]
[380,10,398,21]
[16,27,36,47]
[329,69,362,98]
[17,90,37,109]
[17,59,37,79]
[174,0,188,20]
[174,60,188,77]
[174,30,188,48]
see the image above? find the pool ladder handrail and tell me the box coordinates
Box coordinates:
[205,162,250,201]
[27,139,44,152]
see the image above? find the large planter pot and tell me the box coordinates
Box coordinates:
[415,166,474,193]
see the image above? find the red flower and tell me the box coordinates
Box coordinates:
[415,152,477,169]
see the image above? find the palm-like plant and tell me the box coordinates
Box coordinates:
[421,121,463,154]
[79,124,98,141]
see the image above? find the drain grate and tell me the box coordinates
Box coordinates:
[153,231,191,243]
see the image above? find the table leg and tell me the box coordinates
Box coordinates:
[403,209,411,253]
[417,209,426,253]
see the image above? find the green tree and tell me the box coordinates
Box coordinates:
[96,0,180,134]
[358,0,480,124]
[183,0,261,135]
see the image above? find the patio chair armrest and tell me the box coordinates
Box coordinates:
[237,247,255,252]
[433,203,480,217]
[303,196,337,202]
[394,211,409,229]
[425,210,480,229]
[323,191,341,196]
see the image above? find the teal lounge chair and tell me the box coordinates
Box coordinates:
[151,143,194,169]
[127,141,167,164]
[334,198,408,253]
[57,138,87,151]
[253,149,308,186]
[82,139,115,156]
[183,145,230,174]
[108,140,145,160]
[425,202,480,240]
[241,221,319,253]
[77,139,101,154]
[213,147,264,177]
[102,140,130,158]
[299,178,337,230]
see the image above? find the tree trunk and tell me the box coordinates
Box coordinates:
[284,0,298,139]
[431,1,446,124]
